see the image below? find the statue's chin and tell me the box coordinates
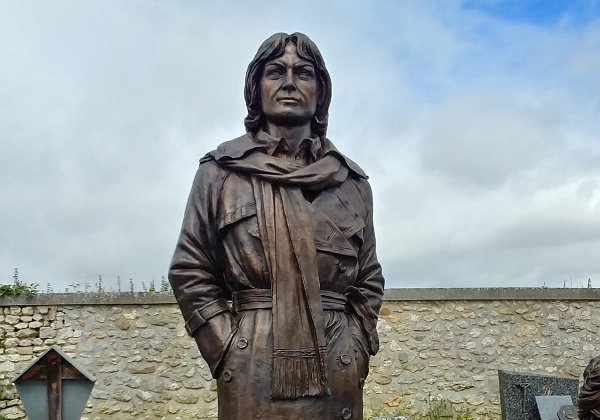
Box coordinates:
[263,113,313,128]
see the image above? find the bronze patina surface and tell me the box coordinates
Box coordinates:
[169,32,384,420]
[579,356,600,420]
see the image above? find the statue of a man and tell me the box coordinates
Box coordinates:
[579,356,600,419]
[169,32,384,420]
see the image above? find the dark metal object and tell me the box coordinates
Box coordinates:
[169,32,384,419]
[557,405,579,420]
[12,345,96,420]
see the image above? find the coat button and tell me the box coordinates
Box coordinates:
[340,354,351,365]
[340,407,352,419]
[222,370,232,382]
[237,337,248,349]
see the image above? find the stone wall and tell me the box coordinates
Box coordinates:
[0,288,599,419]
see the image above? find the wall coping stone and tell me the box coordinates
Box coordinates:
[0,288,599,306]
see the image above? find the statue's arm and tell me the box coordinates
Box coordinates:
[347,179,385,356]
[169,164,234,377]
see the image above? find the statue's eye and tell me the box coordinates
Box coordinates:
[266,68,283,77]
[297,68,314,79]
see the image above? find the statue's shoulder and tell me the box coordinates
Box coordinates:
[322,137,368,180]
[193,134,257,189]
[342,155,368,180]
[200,133,257,164]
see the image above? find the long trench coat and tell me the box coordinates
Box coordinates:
[169,133,384,420]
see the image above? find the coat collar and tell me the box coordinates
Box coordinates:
[201,132,368,179]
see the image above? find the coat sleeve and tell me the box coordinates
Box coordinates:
[347,179,384,356]
[169,163,234,377]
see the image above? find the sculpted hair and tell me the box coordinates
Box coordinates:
[244,32,332,138]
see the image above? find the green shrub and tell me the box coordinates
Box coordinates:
[0,282,38,297]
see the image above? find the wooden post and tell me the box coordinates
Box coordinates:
[46,351,62,420]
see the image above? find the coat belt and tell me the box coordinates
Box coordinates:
[232,289,347,313]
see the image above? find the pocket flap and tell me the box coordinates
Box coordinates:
[218,203,256,230]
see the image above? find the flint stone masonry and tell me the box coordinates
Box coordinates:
[0,288,599,419]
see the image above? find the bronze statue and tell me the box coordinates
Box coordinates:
[169,32,384,420]
[579,356,600,419]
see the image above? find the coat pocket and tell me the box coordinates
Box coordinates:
[217,202,261,240]
[349,314,370,388]
[215,314,243,381]
[218,203,256,230]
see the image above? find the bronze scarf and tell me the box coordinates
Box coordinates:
[215,152,349,399]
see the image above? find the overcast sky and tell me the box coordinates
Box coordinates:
[1,0,599,291]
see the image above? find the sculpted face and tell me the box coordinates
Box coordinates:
[260,43,318,127]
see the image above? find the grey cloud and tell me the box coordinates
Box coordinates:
[418,93,566,187]
[2,0,600,291]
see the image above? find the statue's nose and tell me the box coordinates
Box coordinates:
[282,81,296,92]
[282,70,297,91]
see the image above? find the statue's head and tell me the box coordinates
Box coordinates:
[578,356,600,420]
[244,32,332,137]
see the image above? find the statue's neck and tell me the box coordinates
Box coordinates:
[263,122,311,154]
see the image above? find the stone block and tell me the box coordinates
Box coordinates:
[128,364,156,374]
[96,402,121,415]
[0,361,15,372]
[16,347,33,355]
[38,327,55,339]
[113,389,132,402]
[15,329,36,339]
[174,393,199,404]
[137,391,153,402]
[116,317,131,330]
[123,310,137,320]
[3,338,19,347]
[55,328,74,340]
[0,405,26,420]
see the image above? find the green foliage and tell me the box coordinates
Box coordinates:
[0,282,38,297]
[455,407,474,420]
[425,394,454,419]
[366,394,494,420]
[1,268,38,296]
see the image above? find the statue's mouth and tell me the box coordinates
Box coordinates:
[277,97,300,104]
